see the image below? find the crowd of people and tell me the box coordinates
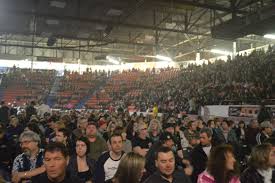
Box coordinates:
[0,48,273,113]
[0,100,274,183]
[0,46,273,183]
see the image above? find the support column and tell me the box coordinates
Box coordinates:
[233,41,237,59]
[196,52,201,62]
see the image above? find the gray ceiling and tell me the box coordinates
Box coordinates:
[0,0,274,64]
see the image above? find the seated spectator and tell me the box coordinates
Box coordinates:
[145,132,175,176]
[6,116,23,142]
[12,131,45,183]
[184,121,199,144]
[190,128,213,182]
[241,143,275,183]
[112,126,132,153]
[0,128,13,182]
[86,122,108,160]
[143,146,191,183]
[148,119,162,144]
[219,120,239,145]
[107,152,145,183]
[68,137,96,183]
[73,117,88,139]
[98,118,108,137]
[55,128,74,155]
[103,121,117,142]
[245,119,260,150]
[47,121,66,143]
[132,122,152,157]
[197,145,240,183]
[256,121,273,145]
[235,121,246,144]
[94,133,125,183]
[31,142,84,183]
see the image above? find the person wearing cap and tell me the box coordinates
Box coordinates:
[86,122,108,160]
[256,121,273,145]
[97,118,107,137]
[12,131,45,183]
[145,132,176,176]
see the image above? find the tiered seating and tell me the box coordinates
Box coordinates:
[1,69,56,105]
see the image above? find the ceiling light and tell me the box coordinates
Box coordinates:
[106,56,120,65]
[263,34,275,39]
[211,49,232,55]
[50,1,66,8]
[156,55,173,62]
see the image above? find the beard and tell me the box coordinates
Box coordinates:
[23,148,31,157]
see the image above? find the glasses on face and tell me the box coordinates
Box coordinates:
[20,140,33,146]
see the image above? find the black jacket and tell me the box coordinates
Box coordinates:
[240,167,275,183]
[31,172,84,183]
[190,144,210,183]
[67,155,96,182]
[143,170,191,183]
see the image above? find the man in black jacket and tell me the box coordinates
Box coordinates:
[144,146,191,183]
[31,142,83,183]
[190,128,213,183]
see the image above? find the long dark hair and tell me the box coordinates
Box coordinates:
[207,145,239,183]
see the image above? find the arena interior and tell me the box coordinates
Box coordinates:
[0,0,274,183]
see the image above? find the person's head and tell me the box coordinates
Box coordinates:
[249,143,275,170]
[25,122,43,136]
[221,120,230,131]
[155,146,175,178]
[238,121,245,129]
[113,126,127,141]
[137,122,148,138]
[109,133,123,154]
[250,119,259,128]
[199,128,212,146]
[113,152,145,183]
[260,121,273,136]
[163,123,175,135]
[98,119,107,131]
[55,128,70,144]
[207,120,215,129]
[187,121,197,131]
[159,132,175,149]
[86,122,98,138]
[9,116,19,127]
[44,142,69,182]
[148,119,162,133]
[52,121,65,131]
[19,131,41,155]
[77,117,88,130]
[107,121,117,133]
[76,136,90,157]
[207,145,238,183]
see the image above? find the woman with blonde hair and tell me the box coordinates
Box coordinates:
[240,143,275,183]
[106,152,145,183]
[148,119,162,144]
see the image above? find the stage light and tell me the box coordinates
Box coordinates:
[106,56,120,65]
[263,34,275,39]
[211,49,232,55]
[156,55,173,62]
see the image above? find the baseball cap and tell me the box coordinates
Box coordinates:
[159,132,175,142]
